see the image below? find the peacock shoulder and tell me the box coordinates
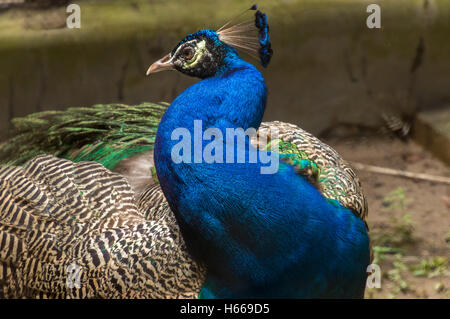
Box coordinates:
[256,121,368,223]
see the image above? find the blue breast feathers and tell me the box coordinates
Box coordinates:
[153,31,370,298]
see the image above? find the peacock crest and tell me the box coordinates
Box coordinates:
[216,4,273,67]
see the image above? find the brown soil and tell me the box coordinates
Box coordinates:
[326,136,450,299]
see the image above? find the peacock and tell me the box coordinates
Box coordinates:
[0,6,370,298]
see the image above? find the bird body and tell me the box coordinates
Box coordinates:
[153,34,370,298]
[0,7,371,298]
[0,113,369,298]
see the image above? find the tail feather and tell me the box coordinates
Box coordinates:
[0,102,167,170]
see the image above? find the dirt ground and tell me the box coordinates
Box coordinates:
[326,136,450,299]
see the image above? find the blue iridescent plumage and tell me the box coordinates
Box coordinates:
[149,7,370,298]
[255,10,273,67]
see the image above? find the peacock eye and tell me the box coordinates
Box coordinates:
[181,46,195,60]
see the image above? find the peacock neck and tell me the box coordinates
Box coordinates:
[153,55,267,173]
[154,57,267,184]
[153,56,268,237]
[161,59,266,133]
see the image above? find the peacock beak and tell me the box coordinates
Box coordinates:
[146,53,175,75]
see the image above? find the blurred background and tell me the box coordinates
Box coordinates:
[0,0,448,298]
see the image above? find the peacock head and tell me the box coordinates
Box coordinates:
[146,5,273,79]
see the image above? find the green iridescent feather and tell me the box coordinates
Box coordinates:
[264,139,321,186]
[0,102,167,170]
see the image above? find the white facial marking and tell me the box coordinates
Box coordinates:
[185,40,208,68]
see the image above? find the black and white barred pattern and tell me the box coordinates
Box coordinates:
[0,155,205,298]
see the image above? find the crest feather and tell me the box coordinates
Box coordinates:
[217,6,273,67]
